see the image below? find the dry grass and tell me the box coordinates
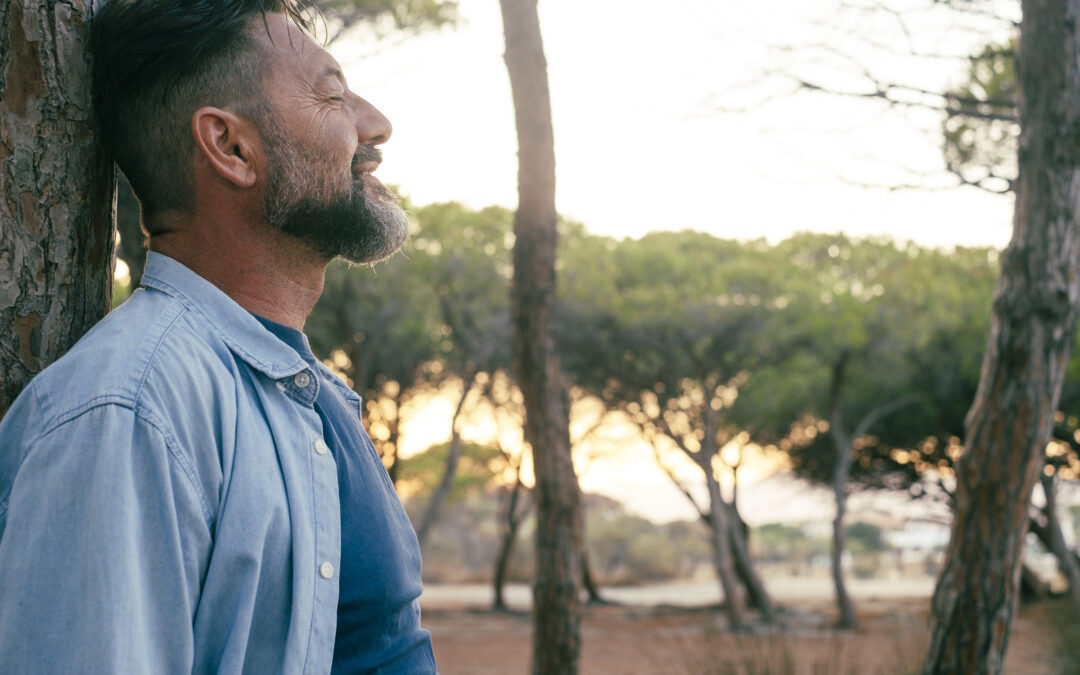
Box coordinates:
[425,596,1058,675]
[671,627,926,675]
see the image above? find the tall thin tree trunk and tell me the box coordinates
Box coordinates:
[924,1,1080,671]
[415,375,476,548]
[386,388,402,484]
[1,0,115,418]
[414,429,462,548]
[829,353,858,630]
[499,1,582,672]
[830,453,857,629]
[493,474,528,611]
[581,551,606,605]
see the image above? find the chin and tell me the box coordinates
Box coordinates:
[337,206,410,264]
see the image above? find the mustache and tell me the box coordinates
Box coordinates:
[353,145,382,165]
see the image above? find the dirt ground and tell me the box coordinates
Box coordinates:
[425,597,1061,674]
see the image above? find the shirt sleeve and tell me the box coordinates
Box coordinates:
[0,402,213,674]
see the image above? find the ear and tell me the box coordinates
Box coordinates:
[191,106,260,189]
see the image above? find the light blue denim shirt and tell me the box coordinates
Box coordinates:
[0,252,368,673]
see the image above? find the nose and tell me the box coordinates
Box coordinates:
[350,93,392,146]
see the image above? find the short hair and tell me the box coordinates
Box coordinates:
[89,0,315,229]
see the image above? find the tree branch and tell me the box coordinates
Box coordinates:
[853,393,920,440]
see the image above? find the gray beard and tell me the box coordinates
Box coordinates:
[260,121,409,264]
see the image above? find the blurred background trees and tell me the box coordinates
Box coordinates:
[20,0,1080,670]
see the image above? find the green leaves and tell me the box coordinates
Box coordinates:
[558,229,1000,493]
[308,199,1008,496]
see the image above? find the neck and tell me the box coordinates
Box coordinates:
[149,214,329,331]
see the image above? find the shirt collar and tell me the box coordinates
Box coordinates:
[139,251,309,379]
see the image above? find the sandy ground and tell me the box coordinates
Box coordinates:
[422,583,1061,674]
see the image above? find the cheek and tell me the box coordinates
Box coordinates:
[319,115,356,150]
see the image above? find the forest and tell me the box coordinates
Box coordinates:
[5,0,1080,672]
[116,195,1080,669]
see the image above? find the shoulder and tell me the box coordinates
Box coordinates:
[4,285,245,452]
[37,288,233,409]
[0,287,244,522]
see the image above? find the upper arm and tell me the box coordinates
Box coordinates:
[0,403,213,674]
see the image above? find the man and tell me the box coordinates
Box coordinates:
[0,1,436,672]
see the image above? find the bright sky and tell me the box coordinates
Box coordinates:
[337,0,1018,252]
[332,0,1021,523]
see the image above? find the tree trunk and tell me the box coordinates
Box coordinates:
[1020,561,1051,600]
[493,476,528,611]
[726,501,775,623]
[1029,507,1080,597]
[1040,472,1080,610]
[581,551,606,605]
[0,0,115,418]
[924,2,1080,671]
[414,428,462,548]
[652,435,773,622]
[499,1,583,672]
[830,458,857,629]
[414,375,475,548]
[386,387,402,484]
[829,352,858,630]
[700,457,746,630]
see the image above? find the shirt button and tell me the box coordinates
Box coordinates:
[294,372,311,388]
[314,439,329,455]
[320,562,334,579]
[275,381,286,392]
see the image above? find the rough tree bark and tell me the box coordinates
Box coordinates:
[499,0,583,672]
[1,0,115,418]
[924,1,1080,671]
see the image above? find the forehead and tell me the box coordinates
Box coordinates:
[248,12,339,78]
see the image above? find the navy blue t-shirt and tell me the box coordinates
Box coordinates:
[254,315,436,674]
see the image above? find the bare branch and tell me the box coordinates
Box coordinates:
[927,0,1020,27]
[643,431,709,522]
[794,78,1015,122]
[853,393,920,440]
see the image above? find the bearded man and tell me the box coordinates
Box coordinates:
[0,1,436,672]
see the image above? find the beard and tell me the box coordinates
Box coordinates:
[259,116,410,264]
